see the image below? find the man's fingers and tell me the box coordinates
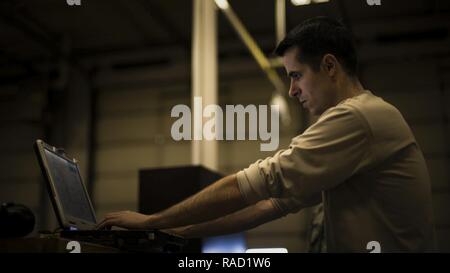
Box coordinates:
[97,219,116,229]
[96,216,119,229]
[96,211,127,229]
[95,211,141,230]
[96,219,109,230]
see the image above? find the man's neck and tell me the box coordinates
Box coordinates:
[336,77,365,104]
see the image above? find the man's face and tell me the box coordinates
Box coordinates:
[282,46,336,116]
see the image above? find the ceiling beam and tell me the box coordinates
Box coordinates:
[135,0,190,52]
[0,1,60,58]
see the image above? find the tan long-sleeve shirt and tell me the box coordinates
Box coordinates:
[237,90,436,252]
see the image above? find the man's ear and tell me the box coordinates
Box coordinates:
[321,54,338,77]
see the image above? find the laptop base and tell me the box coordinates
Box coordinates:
[60,230,186,253]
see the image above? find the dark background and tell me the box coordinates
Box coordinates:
[0,0,449,252]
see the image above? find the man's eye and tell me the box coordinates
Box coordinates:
[291,73,301,79]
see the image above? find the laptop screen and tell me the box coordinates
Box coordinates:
[44,148,96,225]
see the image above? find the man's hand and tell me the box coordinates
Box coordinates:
[96,211,152,230]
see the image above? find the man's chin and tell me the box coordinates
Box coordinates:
[309,108,324,116]
[302,106,312,114]
[301,104,321,116]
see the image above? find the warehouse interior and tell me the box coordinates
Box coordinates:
[0,0,449,252]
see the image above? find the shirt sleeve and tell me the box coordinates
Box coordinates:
[236,105,372,205]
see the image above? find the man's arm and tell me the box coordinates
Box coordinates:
[237,106,370,203]
[97,174,247,230]
[164,199,286,238]
[166,191,322,238]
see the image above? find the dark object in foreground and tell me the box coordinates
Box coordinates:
[0,202,35,238]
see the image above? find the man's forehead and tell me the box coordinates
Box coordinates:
[283,47,302,65]
[283,55,306,73]
[283,47,299,63]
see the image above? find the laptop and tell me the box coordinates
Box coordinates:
[34,139,185,252]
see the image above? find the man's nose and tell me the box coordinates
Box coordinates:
[288,80,301,98]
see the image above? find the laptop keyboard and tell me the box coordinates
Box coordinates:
[60,230,186,253]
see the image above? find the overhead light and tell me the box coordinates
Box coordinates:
[291,0,329,5]
[214,0,229,10]
[291,0,311,5]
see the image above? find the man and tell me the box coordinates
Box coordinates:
[97,17,436,252]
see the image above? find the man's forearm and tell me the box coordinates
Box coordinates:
[167,199,286,238]
[148,174,248,229]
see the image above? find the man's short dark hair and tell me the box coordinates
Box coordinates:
[275,16,358,77]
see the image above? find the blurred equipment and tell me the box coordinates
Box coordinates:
[203,233,247,253]
[0,202,36,238]
[139,166,247,253]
